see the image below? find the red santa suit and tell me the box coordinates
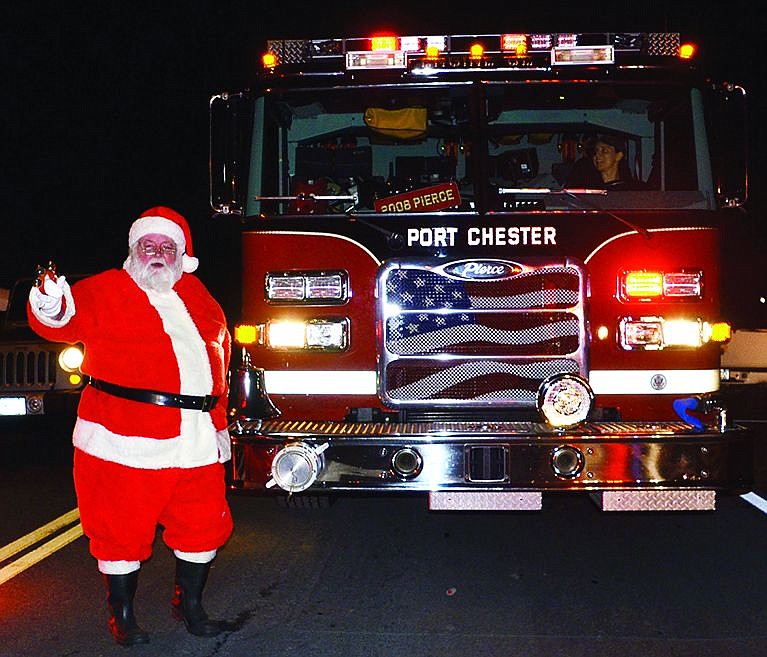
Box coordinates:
[28,241,233,569]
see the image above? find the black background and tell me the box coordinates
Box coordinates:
[5,1,766,322]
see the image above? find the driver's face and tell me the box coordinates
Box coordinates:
[593,142,623,173]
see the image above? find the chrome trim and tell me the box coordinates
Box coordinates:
[376,257,588,408]
[264,269,349,305]
[551,445,585,478]
[229,421,752,492]
[391,447,423,479]
[233,418,696,437]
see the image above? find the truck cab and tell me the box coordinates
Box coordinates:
[212,32,752,510]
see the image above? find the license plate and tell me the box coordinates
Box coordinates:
[0,397,27,416]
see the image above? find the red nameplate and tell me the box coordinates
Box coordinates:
[374,182,461,213]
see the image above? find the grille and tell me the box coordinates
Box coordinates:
[1,349,57,388]
[378,259,587,407]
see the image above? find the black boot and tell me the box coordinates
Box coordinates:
[171,558,225,637]
[103,572,150,646]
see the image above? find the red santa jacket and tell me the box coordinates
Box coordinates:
[28,269,231,469]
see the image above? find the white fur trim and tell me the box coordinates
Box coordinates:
[27,278,76,328]
[98,560,141,575]
[143,288,212,394]
[128,215,186,251]
[182,253,199,273]
[173,549,217,563]
[73,418,230,469]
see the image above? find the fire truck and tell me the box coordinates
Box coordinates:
[211,32,753,511]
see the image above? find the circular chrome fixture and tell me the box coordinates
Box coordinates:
[26,395,43,414]
[537,374,594,428]
[391,447,422,479]
[551,445,585,478]
[270,442,326,493]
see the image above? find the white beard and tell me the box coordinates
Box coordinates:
[124,251,183,293]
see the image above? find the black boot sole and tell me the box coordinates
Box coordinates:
[171,604,224,637]
[109,619,150,646]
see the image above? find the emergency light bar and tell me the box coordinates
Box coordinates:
[264,32,684,73]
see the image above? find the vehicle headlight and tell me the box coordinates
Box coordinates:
[58,346,84,372]
[266,271,348,304]
[619,316,728,350]
[267,318,349,351]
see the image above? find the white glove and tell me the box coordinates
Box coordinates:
[30,275,67,318]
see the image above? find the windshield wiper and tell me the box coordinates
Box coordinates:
[497,187,650,240]
[255,193,358,204]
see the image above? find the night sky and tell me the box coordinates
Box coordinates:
[6,1,766,321]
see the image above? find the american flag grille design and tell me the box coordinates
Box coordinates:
[379,262,586,406]
[386,358,580,402]
[384,267,579,310]
[386,311,579,356]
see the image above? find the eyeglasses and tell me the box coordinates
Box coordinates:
[138,241,177,257]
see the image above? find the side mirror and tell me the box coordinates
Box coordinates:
[708,83,748,208]
[209,92,252,216]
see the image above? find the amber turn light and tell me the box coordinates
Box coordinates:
[679,43,696,59]
[262,52,277,68]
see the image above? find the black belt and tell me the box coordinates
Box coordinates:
[88,377,219,412]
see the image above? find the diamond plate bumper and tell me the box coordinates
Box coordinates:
[429,491,542,511]
[593,489,717,511]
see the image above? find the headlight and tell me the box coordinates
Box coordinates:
[267,321,306,349]
[619,316,726,350]
[266,271,348,304]
[267,318,349,351]
[58,346,84,372]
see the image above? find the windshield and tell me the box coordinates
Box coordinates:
[247,81,714,216]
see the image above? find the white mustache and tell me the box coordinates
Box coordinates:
[125,253,182,292]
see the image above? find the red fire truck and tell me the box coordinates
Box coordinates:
[211,32,753,511]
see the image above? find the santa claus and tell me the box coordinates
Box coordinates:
[28,206,233,645]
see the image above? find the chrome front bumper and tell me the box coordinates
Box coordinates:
[229,419,753,494]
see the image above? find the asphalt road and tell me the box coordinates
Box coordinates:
[1,415,766,657]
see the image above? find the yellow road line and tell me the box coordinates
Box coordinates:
[0,508,80,563]
[0,524,84,586]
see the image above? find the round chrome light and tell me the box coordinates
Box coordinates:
[551,445,585,478]
[270,442,325,493]
[537,374,594,428]
[391,447,422,479]
[58,346,84,372]
[26,395,43,414]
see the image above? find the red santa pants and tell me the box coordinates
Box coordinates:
[73,449,233,562]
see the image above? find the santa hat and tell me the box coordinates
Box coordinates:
[127,206,199,273]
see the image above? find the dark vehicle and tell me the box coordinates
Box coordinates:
[0,277,85,417]
[213,32,753,511]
